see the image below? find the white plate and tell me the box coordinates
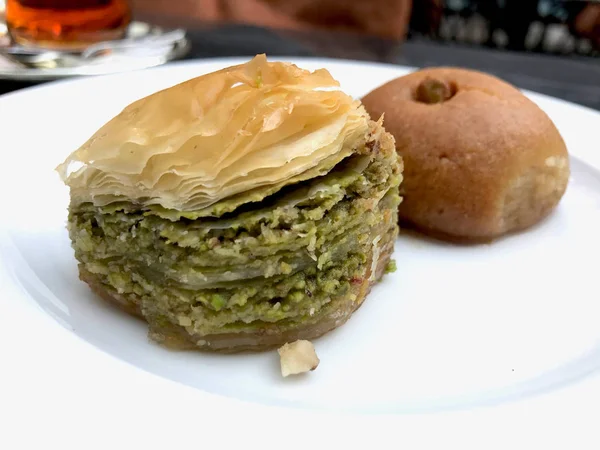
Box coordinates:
[1,57,600,449]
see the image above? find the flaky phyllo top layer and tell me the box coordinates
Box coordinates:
[57,54,371,213]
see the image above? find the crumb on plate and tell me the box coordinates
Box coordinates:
[278,340,320,377]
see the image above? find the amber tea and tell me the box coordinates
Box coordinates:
[6,0,131,50]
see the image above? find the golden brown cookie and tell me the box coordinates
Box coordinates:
[362,67,570,242]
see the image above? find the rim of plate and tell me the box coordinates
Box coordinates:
[1,57,600,444]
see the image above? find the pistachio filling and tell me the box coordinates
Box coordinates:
[67,122,402,343]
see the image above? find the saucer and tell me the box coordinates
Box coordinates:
[0,21,190,81]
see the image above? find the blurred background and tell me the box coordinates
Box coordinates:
[130,0,600,56]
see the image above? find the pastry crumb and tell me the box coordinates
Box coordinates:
[278,340,320,377]
[385,259,397,274]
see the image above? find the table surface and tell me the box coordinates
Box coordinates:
[1,22,599,111]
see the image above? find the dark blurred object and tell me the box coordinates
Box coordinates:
[572,3,600,48]
[410,0,444,36]
[410,0,600,57]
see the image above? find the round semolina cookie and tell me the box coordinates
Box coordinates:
[362,67,570,242]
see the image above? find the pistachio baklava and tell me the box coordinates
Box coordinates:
[57,55,403,352]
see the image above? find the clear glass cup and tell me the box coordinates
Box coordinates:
[6,0,131,50]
